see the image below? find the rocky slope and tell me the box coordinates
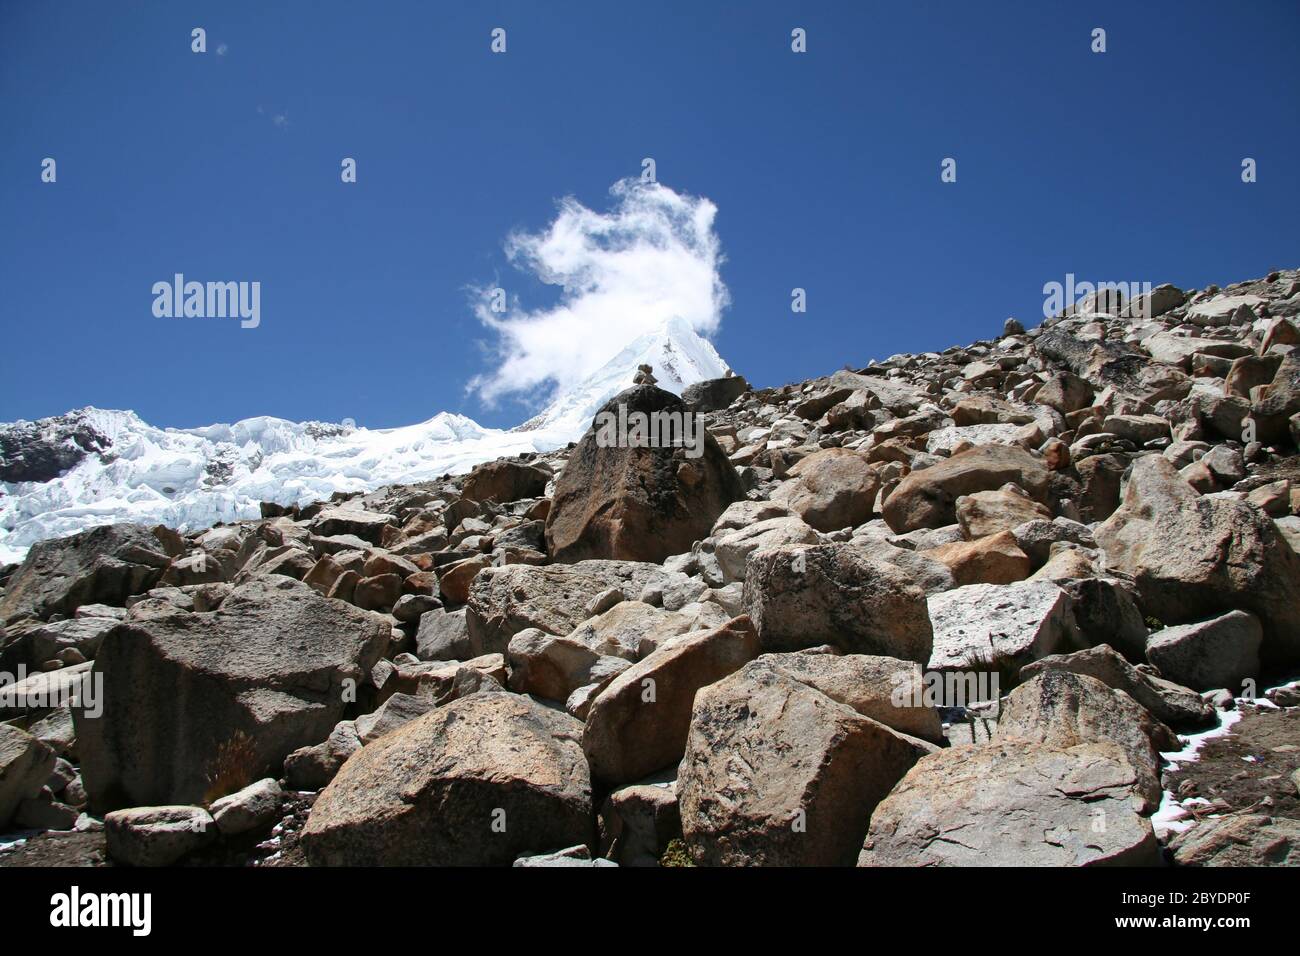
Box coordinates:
[3,268,1300,867]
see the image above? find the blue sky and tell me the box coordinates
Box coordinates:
[2,0,1297,430]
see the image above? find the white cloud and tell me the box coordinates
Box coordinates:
[467,178,729,407]
[256,105,289,129]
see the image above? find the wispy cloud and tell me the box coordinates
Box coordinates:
[256,105,289,129]
[467,178,728,407]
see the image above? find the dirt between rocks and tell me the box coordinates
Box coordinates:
[1163,704,1300,839]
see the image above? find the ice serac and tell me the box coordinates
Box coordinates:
[0,318,732,564]
[0,408,508,564]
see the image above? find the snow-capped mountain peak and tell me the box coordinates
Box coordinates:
[515,316,730,435]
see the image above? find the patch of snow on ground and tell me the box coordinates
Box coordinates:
[0,831,34,852]
[1152,706,1245,837]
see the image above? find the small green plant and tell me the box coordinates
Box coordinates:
[660,838,695,867]
[202,730,260,804]
[1145,616,1164,632]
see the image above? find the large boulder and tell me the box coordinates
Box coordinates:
[712,516,821,585]
[995,670,1178,809]
[791,384,864,422]
[0,661,94,721]
[709,499,794,534]
[1008,516,1096,567]
[678,659,936,866]
[950,394,1038,427]
[926,581,1079,672]
[921,530,1033,586]
[1019,644,1213,728]
[1251,351,1300,443]
[681,375,749,413]
[1169,814,1300,866]
[743,544,933,663]
[513,846,616,868]
[74,577,389,809]
[567,601,703,660]
[1145,611,1262,693]
[507,628,628,702]
[545,386,744,564]
[882,445,1052,532]
[354,572,403,612]
[354,693,439,744]
[414,607,471,661]
[160,549,234,587]
[0,723,56,829]
[1095,454,1300,663]
[460,459,551,504]
[0,524,170,624]
[1030,547,1096,582]
[1125,283,1186,319]
[1036,328,1163,395]
[751,652,944,743]
[283,721,361,791]
[770,448,879,532]
[858,739,1161,866]
[209,777,283,836]
[302,694,593,866]
[855,540,957,596]
[1102,413,1170,445]
[1190,391,1252,442]
[1058,576,1149,661]
[25,615,118,667]
[825,389,880,430]
[955,485,1051,539]
[829,369,932,414]
[1225,354,1282,399]
[1075,452,1128,522]
[582,616,761,786]
[307,507,396,546]
[436,558,489,606]
[1036,371,1094,414]
[465,560,671,655]
[104,805,216,866]
[598,774,681,867]
[1186,293,1264,326]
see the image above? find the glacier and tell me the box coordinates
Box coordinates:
[0,318,731,564]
